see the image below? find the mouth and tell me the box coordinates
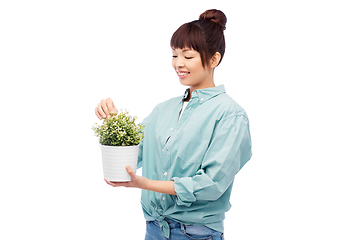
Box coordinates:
[177,70,190,79]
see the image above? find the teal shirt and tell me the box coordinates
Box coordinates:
[137,85,252,238]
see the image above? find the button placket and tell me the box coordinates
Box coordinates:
[162,126,172,182]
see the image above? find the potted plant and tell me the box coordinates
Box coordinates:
[92,110,144,182]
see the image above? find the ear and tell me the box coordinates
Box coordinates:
[210,52,221,69]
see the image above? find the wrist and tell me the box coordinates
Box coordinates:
[142,177,152,191]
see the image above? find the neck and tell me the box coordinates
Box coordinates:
[188,70,215,98]
[189,82,215,96]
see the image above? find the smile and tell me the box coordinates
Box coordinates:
[177,71,190,79]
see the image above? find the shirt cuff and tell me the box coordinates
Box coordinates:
[172,177,196,207]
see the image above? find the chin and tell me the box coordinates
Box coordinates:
[180,83,192,87]
[179,79,192,87]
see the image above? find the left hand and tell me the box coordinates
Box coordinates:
[104,165,148,189]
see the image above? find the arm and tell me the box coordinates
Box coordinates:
[144,179,176,195]
[172,114,252,206]
[104,166,176,195]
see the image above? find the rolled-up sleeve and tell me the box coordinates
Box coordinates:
[172,114,252,206]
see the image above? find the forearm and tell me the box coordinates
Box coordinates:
[105,166,177,196]
[144,179,176,195]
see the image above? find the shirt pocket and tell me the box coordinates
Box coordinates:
[176,125,213,170]
[181,224,213,240]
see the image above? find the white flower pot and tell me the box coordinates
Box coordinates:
[100,144,139,182]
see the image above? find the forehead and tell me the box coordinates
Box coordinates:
[172,48,198,53]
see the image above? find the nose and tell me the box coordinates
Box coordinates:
[174,57,185,69]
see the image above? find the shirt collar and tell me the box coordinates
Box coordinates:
[182,85,226,103]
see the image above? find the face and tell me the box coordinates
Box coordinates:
[171,48,213,89]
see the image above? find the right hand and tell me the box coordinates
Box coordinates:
[95,97,118,120]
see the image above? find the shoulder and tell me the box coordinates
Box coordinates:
[153,96,182,111]
[213,93,248,120]
[143,95,181,120]
[156,95,182,107]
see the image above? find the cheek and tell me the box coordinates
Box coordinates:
[190,63,204,75]
[194,60,205,72]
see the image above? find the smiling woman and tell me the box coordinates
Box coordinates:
[170,9,226,98]
[95,9,252,240]
[171,48,220,91]
[170,9,226,68]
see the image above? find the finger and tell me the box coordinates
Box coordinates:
[95,107,102,120]
[125,166,136,178]
[104,178,114,186]
[106,98,117,115]
[105,179,128,187]
[101,99,110,118]
[97,103,106,119]
[112,106,118,114]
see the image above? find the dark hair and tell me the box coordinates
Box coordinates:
[170,9,227,68]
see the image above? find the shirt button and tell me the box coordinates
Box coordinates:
[162,149,164,152]
[200,98,204,101]
[170,128,173,131]
[162,196,166,201]
[164,172,167,176]
[189,107,191,110]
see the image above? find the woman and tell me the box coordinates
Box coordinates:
[95,9,252,240]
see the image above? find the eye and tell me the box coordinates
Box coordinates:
[185,57,193,59]
[172,55,178,58]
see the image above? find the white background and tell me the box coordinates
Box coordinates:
[1,0,359,239]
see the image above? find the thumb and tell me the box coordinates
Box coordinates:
[112,106,118,114]
[126,165,135,177]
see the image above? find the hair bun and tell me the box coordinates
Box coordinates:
[199,9,227,30]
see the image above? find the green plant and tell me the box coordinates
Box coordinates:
[92,110,144,146]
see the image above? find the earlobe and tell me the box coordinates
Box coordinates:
[211,52,221,68]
